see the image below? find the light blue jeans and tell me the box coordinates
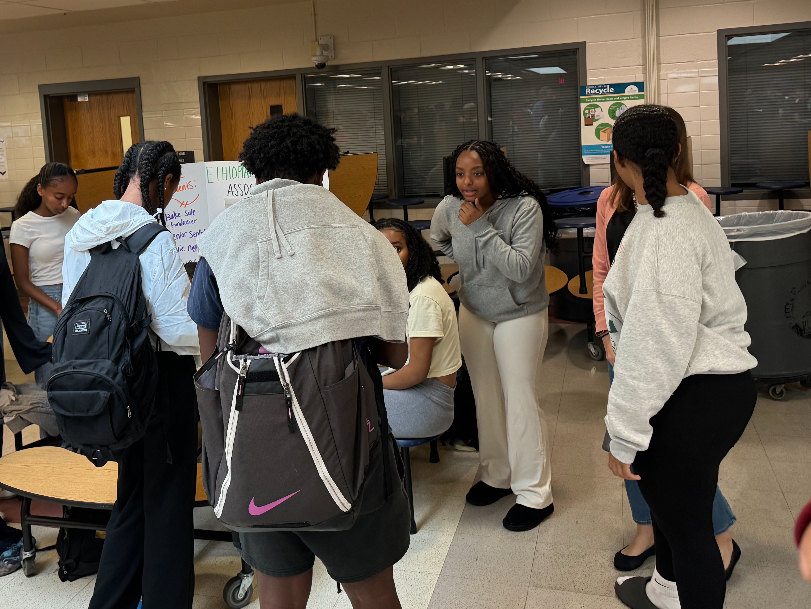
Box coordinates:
[608,362,736,534]
[27,284,62,389]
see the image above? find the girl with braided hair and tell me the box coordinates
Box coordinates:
[603,105,757,609]
[62,141,200,609]
[594,108,740,577]
[10,162,79,388]
[375,218,461,439]
[430,140,556,532]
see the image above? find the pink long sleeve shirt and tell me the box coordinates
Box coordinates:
[592,182,712,334]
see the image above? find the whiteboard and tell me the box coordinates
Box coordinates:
[163,162,256,263]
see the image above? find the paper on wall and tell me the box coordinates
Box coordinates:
[580,82,645,165]
[0,139,8,181]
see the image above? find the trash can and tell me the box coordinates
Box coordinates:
[718,210,811,399]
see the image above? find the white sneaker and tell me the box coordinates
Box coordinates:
[0,489,17,500]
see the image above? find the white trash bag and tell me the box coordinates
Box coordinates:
[718,210,811,242]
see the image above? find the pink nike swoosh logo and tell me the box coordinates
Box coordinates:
[248,490,301,516]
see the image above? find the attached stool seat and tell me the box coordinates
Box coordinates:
[396,434,443,534]
[387,198,424,223]
[704,187,743,217]
[756,181,808,211]
[368,193,388,223]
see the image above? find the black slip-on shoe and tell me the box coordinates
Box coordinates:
[613,544,656,571]
[502,503,554,532]
[725,539,741,581]
[614,577,659,609]
[465,481,513,506]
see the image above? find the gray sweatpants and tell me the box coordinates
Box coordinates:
[384,377,455,439]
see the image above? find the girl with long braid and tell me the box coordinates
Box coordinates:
[61,141,200,609]
[431,140,556,532]
[604,105,756,609]
[375,218,461,439]
[10,162,79,388]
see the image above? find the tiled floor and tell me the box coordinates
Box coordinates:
[1,323,809,608]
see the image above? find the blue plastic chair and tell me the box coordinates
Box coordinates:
[396,435,442,534]
[704,186,743,217]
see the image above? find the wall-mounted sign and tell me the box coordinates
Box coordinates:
[177,150,195,164]
[0,138,7,181]
[580,82,645,165]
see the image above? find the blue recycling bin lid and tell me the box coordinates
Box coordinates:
[547,186,607,208]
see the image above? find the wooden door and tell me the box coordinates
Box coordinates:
[218,77,297,161]
[63,90,140,170]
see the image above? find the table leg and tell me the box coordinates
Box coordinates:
[402,206,409,223]
[20,496,36,575]
[715,194,721,217]
[576,228,587,295]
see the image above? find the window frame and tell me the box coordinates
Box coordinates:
[198,42,588,198]
[718,21,811,192]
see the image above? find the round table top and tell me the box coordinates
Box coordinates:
[0,447,208,509]
[568,270,594,300]
[555,216,597,230]
[545,265,568,295]
[756,181,808,191]
[547,186,606,207]
[704,187,743,195]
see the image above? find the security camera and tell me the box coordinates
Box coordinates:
[311,36,334,71]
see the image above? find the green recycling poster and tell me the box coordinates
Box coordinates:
[580,82,645,165]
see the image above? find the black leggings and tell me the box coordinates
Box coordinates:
[634,372,756,609]
[88,352,198,609]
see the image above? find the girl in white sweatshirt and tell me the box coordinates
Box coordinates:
[604,106,757,609]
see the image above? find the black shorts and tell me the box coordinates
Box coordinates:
[238,439,410,584]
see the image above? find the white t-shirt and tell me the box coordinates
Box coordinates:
[10,207,80,286]
[407,276,462,378]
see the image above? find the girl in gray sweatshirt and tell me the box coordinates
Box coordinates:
[607,106,756,609]
[431,140,557,533]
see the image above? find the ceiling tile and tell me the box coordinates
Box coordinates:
[0,2,64,18]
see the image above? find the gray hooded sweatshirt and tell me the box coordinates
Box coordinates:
[603,191,757,464]
[197,179,409,354]
[431,195,548,323]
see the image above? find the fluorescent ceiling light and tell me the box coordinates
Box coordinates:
[728,33,790,45]
[506,55,539,59]
[527,67,567,74]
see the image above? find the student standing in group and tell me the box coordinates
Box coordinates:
[603,105,757,609]
[431,140,556,532]
[376,218,462,439]
[593,108,741,576]
[188,114,411,609]
[10,162,79,388]
[62,142,200,609]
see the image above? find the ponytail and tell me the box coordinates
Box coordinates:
[611,105,678,219]
[15,162,78,218]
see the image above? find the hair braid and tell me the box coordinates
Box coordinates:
[374,217,442,292]
[116,141,181,223]
[15,162,78,217]
[446,140,557,248]
[612,105,679,218]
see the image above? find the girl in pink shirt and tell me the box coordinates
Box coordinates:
[593,108,741,579]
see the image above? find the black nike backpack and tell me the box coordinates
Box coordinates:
[195,314,388,532]
[47,223,168,466]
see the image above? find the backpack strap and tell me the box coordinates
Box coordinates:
[121,222,169,256]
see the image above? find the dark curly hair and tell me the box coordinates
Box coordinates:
[374,218,442,292]
[612,105,679,218]
[239,113,341,183]
[15,162,78,218]
[446,140,556,248]
[114,141,181,223]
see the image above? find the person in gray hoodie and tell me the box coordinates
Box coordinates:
[189,114,410,609]
[605,106,757,609]
[62,142,200,609]
[431,140,557,532]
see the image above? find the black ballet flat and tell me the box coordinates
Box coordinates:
[615,577,659,609]
[465,481,513,506]
[614,544,656,571]
[725,539,741,581]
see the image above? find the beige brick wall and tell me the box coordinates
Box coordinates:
[1,0,810,211]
